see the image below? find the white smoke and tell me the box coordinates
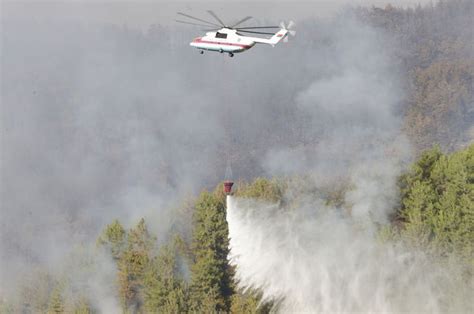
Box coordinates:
[2,1,470,309]
[226,195,470,313]
[225,13,470,314]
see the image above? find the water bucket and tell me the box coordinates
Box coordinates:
[224,181,234,194]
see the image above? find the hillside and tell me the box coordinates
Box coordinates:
[1,1,473,313]
[357,0,473,151]
[4,144,472,313]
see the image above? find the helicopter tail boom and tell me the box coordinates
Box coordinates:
[250,29,288,46]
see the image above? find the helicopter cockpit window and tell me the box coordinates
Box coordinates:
[215,32,227,39]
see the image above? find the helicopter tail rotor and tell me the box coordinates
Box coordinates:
[279,21,296,42]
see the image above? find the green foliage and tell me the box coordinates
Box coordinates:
[231,290,272,314]
[97,219,126,261]
[235,177,284,203]
[71,296,93,314]
[397,144,474,262]
[47,285,65,314]
[189,191,234,312]
[234,176,348,212]
[404,145,443,185]
[143,235,189,313]
[8,143,473,314]
[117,218,156,313]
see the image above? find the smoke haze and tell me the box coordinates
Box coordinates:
[222,12,472,312]
[4,1,434,29]
[1,0,311,294]
[1,0,470,310]
[221,15,448,312]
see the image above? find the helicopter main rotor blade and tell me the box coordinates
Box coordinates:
[236,26,280,29]
[175,20,219,28]
[177,12,220,27]
[207,10,226,27]
[237,30,275,35]
[230,16,252,28]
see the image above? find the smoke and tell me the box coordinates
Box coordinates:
[1,2,313,294]
[224,12,470,314]
[0,0,469,309]
[261,16,411,229]
[60,248,122,313]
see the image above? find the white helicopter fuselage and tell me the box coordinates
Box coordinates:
[190,28,287,54]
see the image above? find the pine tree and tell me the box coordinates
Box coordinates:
[399,144,474,261]
[189,191,233,312]
[47,285,65,314]
[429,144,474,259]
[231,291,272,314]
[117,218,156,313]
[143,235,188,313]
[72,296,93,314]
[234,177,284,203]
[97,219,126,261]
[401,180,436,247]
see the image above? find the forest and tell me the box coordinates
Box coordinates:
[5,144,473,313]
[1,0,473,313]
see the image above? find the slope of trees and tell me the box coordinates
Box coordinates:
[7,144,473,313]
[396,144,473,262]
[3,1,473,312]
[406,60,473,150]
[357,0,474,151]
[97,219,189,313]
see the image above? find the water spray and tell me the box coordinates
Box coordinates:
[225,195,471,313]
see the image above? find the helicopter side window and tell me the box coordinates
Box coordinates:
[215,32,227,39]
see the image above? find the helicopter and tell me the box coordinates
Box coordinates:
[176,11,295,57]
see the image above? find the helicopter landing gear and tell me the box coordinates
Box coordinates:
[199,50,204,54]
[229,53,234,58]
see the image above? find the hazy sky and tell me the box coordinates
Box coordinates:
[4,0,433,29]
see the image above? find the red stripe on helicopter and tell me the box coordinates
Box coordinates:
[193,38,252,49]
